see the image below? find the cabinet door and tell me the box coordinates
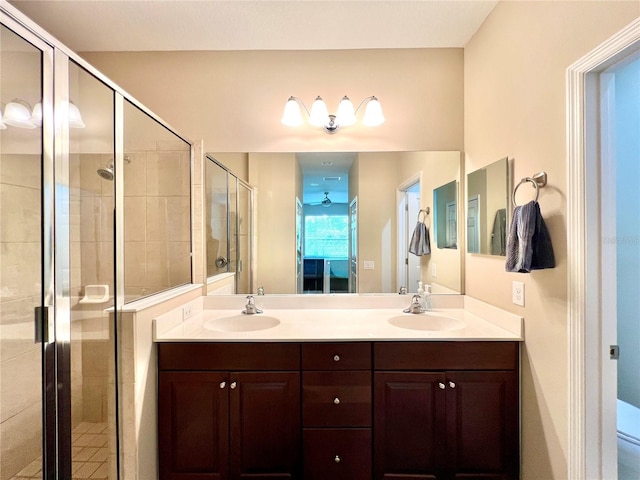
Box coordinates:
[374,372,446,480]
[158,372,229,480]
[446,371,519,480]
[229,372,300,479]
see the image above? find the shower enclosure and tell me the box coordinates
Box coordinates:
[0,5,193,479]
[205,155,254,294]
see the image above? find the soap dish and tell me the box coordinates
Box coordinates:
[79,285,109,304]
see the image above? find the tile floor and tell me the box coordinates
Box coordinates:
[9,422,111,480]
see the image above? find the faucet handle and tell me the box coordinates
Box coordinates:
[403,294,423,314]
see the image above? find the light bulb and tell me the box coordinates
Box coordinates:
[3,99,36,129]
[336,96,356,126]
[309,96,329,127]
[68,101,85,128]
[362,97,385,127]
[281,97,303,126]
[30,102,42,127]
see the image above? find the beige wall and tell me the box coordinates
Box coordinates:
[81,49,464,154]
[464,2,639,479]
[248,152,299,293]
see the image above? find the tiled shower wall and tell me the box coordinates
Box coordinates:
[0,153,43,480]
[124,147,191,300]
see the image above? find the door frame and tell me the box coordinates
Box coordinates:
[566,17,640,479]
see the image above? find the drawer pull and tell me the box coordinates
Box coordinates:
[334,455,341,463]
[333,397,341,405]
[230,381,237,389]
[219,381,226,389]
[333,354,341,362]
[438,382,446,390]
[449,381,456,389]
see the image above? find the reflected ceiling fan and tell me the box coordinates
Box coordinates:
[310,192,332,207]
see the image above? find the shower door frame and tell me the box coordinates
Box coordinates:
[0,8,61,479]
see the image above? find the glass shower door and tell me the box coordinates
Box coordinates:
[0,22,48,480]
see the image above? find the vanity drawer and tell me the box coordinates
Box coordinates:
[374,341,519,370]
[158,342,300,371]
[303,428,372,480]
[302,371,371,427]
[302,342,371,370]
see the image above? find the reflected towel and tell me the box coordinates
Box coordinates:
[491,208,507,256]
[505,201,555,273]
[409,221,431,256]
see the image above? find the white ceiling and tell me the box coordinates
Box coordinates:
[8,0,498,52]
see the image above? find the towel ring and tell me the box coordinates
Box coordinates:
[417,208,429,222]
[512,171,548,207]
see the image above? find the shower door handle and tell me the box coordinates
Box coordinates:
[34,305,54,343]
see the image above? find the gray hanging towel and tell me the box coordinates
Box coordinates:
[409,220,431,256]
[505,201,555,273]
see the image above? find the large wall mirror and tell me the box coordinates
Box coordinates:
[466,157,509,256]
[206,151,463,295]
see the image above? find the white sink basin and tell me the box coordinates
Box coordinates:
[203,314,281,332]
[388,313,466,332]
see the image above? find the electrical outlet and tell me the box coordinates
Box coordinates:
[431,263,437,277]
[364,260,375,270]
[182,303,194,320]
[512,281,525,306]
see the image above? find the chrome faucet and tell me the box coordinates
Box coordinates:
[242,295,263,315]
[403,294,424,314]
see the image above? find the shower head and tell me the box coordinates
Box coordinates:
[97,164,114,181]
[96,156,130,181]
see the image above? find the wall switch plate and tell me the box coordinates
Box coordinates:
[363,260,375,270]
[182,303,194,320]
[512,281,525,306]
[431,263,437,277]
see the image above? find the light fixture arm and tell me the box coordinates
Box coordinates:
[287,96,310,116]
[352,96,377,115]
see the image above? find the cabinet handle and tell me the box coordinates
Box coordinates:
[438,382,446,389]
[449,381,456,389]
[333,354,340,362]
[333,397,341,405]
[230,381,237,389]
[334,455,341,463]
[219,381,226,389]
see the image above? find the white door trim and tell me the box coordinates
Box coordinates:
[566,17,640,479]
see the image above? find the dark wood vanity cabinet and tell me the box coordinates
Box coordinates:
[301,343,372,480]
[157,340,519,480]
[157,343,301,480]
[373,342,520,480]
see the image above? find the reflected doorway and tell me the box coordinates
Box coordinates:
[298,153,353,294]
[398,180,421,293]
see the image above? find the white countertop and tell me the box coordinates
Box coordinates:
[153,295,523,342]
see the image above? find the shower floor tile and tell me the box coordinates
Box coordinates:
[9,422,111,480]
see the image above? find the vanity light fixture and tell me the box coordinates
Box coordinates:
[1,99,85,129]
[68,101,86,129]
[3,99,36,129]
[29,102,42,127]
[281,95,385,134]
